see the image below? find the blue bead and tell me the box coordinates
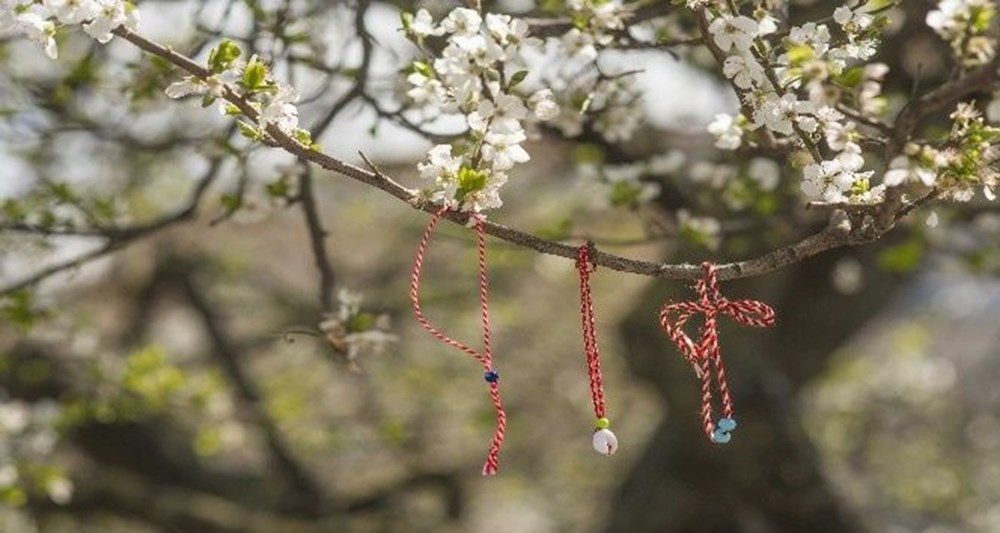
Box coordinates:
[711,429,732,444]
[717,417,737,432]
[484,369,499,383]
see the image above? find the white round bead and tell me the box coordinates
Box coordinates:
[592,428,619,456]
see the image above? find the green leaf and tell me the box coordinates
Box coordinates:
[1,290,41,331]
[1,199,26,221]
[412,61,435,78]
[208,40,243,73]
[836,66,864,88]
[609,181,642,208]
[347,312,377,333]
[293,128,318,149]
[455,166,488,201]
[508,70,529,88]
[241,56,268,91]
[863,0,896,11]
[878,238,924,273]
[237,120,262,141]
[265,178,290,198]
[784,44,814,65]
[48,182,77,203]
[220,193,242,211]
[971,5,995,32]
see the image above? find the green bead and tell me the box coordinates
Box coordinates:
[595,417,611,430]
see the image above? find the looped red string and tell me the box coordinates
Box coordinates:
[659,262,775,443]
[411,206,506,475]
[576,243,606,421]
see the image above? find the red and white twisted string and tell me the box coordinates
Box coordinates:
[576,244,618,455]
[576,244,606,421]
[659,262,775,443]
[411,206,506,475]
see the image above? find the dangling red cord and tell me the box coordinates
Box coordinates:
[411,206,506,475]
[576,243,618,456]
[659,262,775,444]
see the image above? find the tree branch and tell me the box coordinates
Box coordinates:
[177,267,326,514]
[97,26,940,281]
[890,51,1000,155]
[298,164,337,313]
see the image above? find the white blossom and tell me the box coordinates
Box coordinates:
[440,7,481,36]
[482,128,531,170]
[833,6,873,32]
[46,477,74,505]
[927,0,993,42]
[485,13,531,47]
[467,93,528,133]
[707,113,744,150]
[418,144,462,187]
[406,72,447,109]
[82,0,135,44]
[801,143,872,202]
[926,211,940,228]
[15,11,58,59]
[409,8,443,38]
[708,15,758,52]
[691,161,735,190]
[258,86,299,133]
[0,465,17,488]
[595,103,642,143]
[788,22,831,57]
[561,28,599,62]
[648,151,685,175]
[318,290,398,370]
[678,209,722,251]
[754,93,815,136]
[748,158,780,191]
[825,120,857,151]
[164,77,208,99]
[884,155,938,187]
[45,0,98,25]
[832,258,864,294]
[529,89,560,121]
[722,53,764,90]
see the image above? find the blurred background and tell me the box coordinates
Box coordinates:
[2,1,1000,532]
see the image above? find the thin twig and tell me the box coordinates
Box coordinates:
[0,157,223,297]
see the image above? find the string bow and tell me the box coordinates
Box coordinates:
[659,262,775,444]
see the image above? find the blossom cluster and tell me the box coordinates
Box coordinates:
[548,69,644,144]
[0,0,138,59]
[0,399,74,506]
[403,8,559,212]
[701,3,888,204]
[926,0,996,66]
[164,40,308,143]
[881,102,998,204]
[577,150,683,209]
[318,289,398,372]
[547,0,644,143]
[560,0,626,63]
